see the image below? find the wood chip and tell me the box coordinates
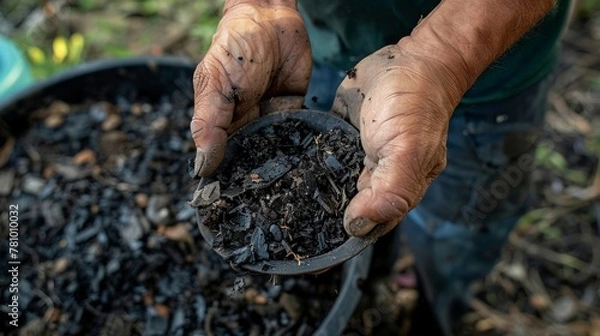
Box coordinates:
[154,304,171,317]
[474,318,496,333]
[52,257,70,275]
[44,114,64,128]
[102,113,122,131]
[42,165,55,179]
[48,100,71,116]
[529,294,551,311]
[279,293,302,321]
[130,103,143,116]
[143,290,154,306]
[151,116,169,132]
[135,193,149,208]
[44,307,62,323]
[0,137,15,168]
[161,223,193,244]
[72,149,97,165]
[0,169,15,196]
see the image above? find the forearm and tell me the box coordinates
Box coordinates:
[401,0,555,107]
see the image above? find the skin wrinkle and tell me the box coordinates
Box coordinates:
[375,58,460,112]
[194,60,234,118]
[192,1,311,177]
[427,20,485,81]
[365,177,410,221]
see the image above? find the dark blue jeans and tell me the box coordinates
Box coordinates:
[305,62,552,335]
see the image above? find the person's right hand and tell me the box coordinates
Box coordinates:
[191,0,312,177]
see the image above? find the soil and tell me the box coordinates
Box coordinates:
[193,119,365,266]
[0,98,343,335]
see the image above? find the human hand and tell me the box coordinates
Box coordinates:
[191,0,312,177]
[332,41,467,237]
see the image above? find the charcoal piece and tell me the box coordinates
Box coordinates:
[248,156,292,183]
[317,232,328,253]
[187,157,196,178]
[169,306,186,336]
[194,296,207,321]
[75,223,99,244]
[22,176,46,194]
[289,131,301,146]
[323,152,343,171]
[175,206,195,221]
[168,135,184,152]
[146,194,173,225]
[221,158,293,199]
[314,190,334,214]
[106,259,120,274]
[89,102,108,122]
[302,170,318,196]
[119,213,145,249]
[189,180,220,207]
[144,313,169,336]
[52,162,91,180]
[41,200,65,227]
[39,179,57,199]
[230,206,253,231]
[269,224,283,242]
[251,227,270,260]
[99,314,135,336]
[230,246,252,265]
[0,169,15,196]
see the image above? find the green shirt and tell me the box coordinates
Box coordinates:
[298,0,572,104]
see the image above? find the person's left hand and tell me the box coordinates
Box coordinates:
[332,40,466,237]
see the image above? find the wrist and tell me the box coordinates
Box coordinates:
[393,37,469,115]
[401,0,555,102]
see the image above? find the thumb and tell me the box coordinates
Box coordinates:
[191,61,239,177]
[343,156,422,237]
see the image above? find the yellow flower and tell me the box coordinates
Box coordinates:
[52,36,68,63]
[68,33,85,63]
[27,46,46,65]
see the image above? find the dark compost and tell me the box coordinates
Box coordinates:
[0,99,343,335]
[193,119,365,266]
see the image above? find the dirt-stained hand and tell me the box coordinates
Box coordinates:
[191,1,311,177]
[332,41,466,237]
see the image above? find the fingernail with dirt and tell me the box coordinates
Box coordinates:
[347,216,376,237]
[193,148,205,177]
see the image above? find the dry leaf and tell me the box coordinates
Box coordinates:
[0,137,15,168]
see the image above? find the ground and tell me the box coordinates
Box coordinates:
[1,1,599,335]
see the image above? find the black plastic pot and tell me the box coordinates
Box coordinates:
[0,56,372,336]
[196,109,381,276]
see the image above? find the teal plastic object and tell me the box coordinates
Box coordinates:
[0,35,34,101]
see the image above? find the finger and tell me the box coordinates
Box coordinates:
[356,156,377,191]
[191,59,236,177]
[344,157,423,237]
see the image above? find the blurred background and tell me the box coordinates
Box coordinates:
[0,0,599,335]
